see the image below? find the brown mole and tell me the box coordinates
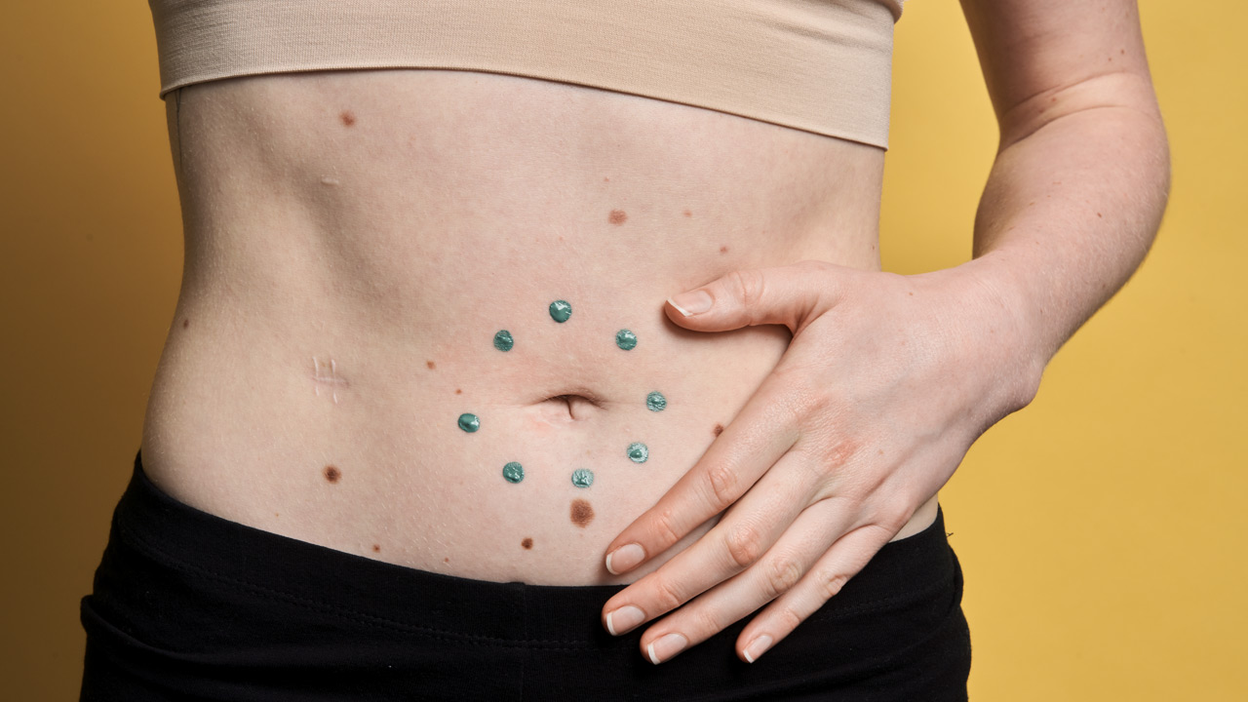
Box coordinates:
[719,245,728,254]
[182,318,189,329]
[340,110,356,127]
[713,423,724,436]
[372,544,381,552]
[426,360,436,369]
[683,209,692,217]
[324,465,341,483]
[521,538,534,550]
[608,209,627,225]
[570,499,595,528]
[455,388,462,394]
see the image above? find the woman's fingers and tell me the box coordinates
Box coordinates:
[603,371,800,576]
[626,497,857,664]
[665,260,847,333]
[601,449,818,635]
[735,522,896,663]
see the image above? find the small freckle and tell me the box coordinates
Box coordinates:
[1096,212,1103,218]
[713,423,724,436]
[182,318,189,329]
[455,388,462,394]
[1121,49,1126,55]
[1051,97,1058,103]
[340,111,356,126]
[521,538,533,550]
[443,557,449,563]
[608,209,628,225]
[274,512,280,517]
[324,465,341,483]
[878,449,884,455]
[603,177,610,182]
[719,245,728,254]
[683,210,692,217]
[908,291,914,296]
[372,544,380,552]
[427,360,436,369]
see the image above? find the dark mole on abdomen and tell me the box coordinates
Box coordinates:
[372,544,380,552]
[713,424,724,436]
[340,111,356,127]
[426,360,436,369]
[521,538,534,550]
[324,465,341,483]
[571,499,595,528]
[182,318,189,329]
[608,209,627,225]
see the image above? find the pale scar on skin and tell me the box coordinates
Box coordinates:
[312,356,348,403]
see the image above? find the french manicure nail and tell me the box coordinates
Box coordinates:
[743,634,773,663]
[668,290,713,316]
[605,606,645,636]
[647,633,688,664]
[605,543,645,574]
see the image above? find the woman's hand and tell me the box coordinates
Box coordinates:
[599,258,1042,664]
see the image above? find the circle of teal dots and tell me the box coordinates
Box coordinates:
[571,468,594,488]
[457,413,480,433]
[502,462,524,483]
[646,391,667,412]
[549,300,572,323]
[627,442,649,463]
[615,329,638,350]
[493,330,514,351]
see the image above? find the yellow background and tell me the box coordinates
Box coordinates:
[1,1,1243,698]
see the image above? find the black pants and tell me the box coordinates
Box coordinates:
[81,452,971,701]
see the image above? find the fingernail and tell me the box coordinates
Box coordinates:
[647,633,688,664]
[605,606,645,636]
[668,290,713,316]
[743,634,773,663]
[605,543,645,574]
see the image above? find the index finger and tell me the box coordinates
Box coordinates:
[604,373,802,575]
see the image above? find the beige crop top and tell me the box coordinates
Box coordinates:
[149,0,906,149]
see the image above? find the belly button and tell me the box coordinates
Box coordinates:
[530,394,601,423]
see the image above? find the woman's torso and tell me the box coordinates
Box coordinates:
[139,69,938,585]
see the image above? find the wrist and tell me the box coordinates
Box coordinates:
[931,254,1050,417]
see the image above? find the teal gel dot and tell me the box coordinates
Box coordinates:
[549,300,572,323]
[627,442,649,463]
[457,413,480,433]
[615,329,638,350]
[646,391,667,412]
[502,462,524,483]
[571,468,594,488]
[493,330,514,351]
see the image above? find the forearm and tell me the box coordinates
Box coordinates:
[959,89,1171,394]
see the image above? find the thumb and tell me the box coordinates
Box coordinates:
[665,262,838,332]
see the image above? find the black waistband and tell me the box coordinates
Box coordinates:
[113,450,955,647]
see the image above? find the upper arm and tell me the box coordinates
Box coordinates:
[957,0,1163,148]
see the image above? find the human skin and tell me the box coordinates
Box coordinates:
[599,0,1171,664]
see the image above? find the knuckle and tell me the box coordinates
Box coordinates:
[723,523,766,570]
[761,554,805,600]
[726,269,766,319]
[651,578,686,613]
[689,605,725,635]
[705,463,739,510]
[813,568,850,601]
[651,508,683,548]
[774,604,805,633]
